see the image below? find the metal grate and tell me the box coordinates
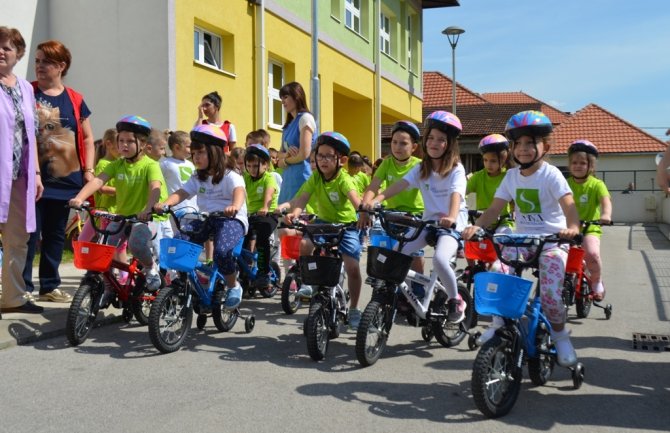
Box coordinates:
[632,333,670,352]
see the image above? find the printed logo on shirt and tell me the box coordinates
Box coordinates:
[117,174,125,180]
[328,192,340,203]
[516,189,541,214]
[179,166,193,182]
[579,194,588,204]
[198,186,206,194]
[256,186,264,194]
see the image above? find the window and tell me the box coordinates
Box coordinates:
[331,0,341,21]
[345,0,361,34]
[194,27,222,69]
[268,61,285,127]
[380,12,391,56]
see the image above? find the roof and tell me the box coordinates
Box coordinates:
[423,71,489,107]
[481,91,570,124]
[422,0,460,8]
[549,103,668,155]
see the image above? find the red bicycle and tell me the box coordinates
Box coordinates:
[563,220,613,320]
[66,202,162,346]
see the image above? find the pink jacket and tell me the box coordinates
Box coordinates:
[0,77,37,232]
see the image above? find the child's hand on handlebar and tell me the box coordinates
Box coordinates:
[68,198,84,209]
[153,203,168,214]
[558,226,580,240]
[223,205,238,218]
[462,225,480,240]
[138,209,153,222]
[438,215,455,229]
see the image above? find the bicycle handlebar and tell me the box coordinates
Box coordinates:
[68,201,140,236]
[361,206,453,243]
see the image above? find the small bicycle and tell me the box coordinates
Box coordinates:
[278,213,317,315]
[470,231,585,418]
[563,220,613,320]
[237,213,282,299]
[356,208,473,367]
[66,203,161,346]
[148,207,254,354]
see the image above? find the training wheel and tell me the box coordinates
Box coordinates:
[196,314,207,330]
[604,304,613,320]
[572,362,585,389]
[245,315,255,333]
[421,327,433,343]
[468,332,481,350]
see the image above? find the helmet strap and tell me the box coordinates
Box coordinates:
[393,155,411,163]
[124,141,142,162]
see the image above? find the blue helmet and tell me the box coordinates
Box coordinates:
[391,120,421,143]
[505,110,553,140]
[316,131,351,156]
[116,115,151,135]
[245,143,271,162]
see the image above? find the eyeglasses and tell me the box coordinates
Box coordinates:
[315,153,338,162]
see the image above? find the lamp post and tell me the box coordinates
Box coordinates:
[442,26,465,115]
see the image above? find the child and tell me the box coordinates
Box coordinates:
[229,147,246,175]
[566,139,612,301]
[160,130,198,230]
[245,130,265,148]
[364,112,468,323]
[155,125,248,309]
[243,144,278,288]
[276,132,363,329]
[69,115,168,291]
[145,129,167,161]
[348,153,371,195]
[462,110,581,367]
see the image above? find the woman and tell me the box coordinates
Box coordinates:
[194,90,237,152]
[276,82,315,203]
[0,27,44,314]
[23,39,95,303]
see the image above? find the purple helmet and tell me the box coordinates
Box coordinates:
[568,139,599,157]
[391,120,421,142]
[190,124,228,148]
[245,143,271,162]
[424,110,462,138]
[316,131,351,156]
[504,110,553,140]
[478,134,509,154]
[116,115,151,135]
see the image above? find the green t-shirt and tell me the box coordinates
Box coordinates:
[467,168,513,227]
[352,171,371,195]
[296,181,318,214]
[568,175,610,237]
[301,169,358,223]
[94,158,116,212]
[244,171,278,213]
[102,155,168,219]
[374,156,423,213]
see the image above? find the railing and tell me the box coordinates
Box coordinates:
[556,168,659,193]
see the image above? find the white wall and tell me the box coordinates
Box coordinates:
[1,0,49,78]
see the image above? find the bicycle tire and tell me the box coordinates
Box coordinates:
[355,299,393,367]
[148,284,193,354]
[305,300,330,361]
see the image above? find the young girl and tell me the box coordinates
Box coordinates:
[229,147,246,175]
[155,125,247,309]
[364,111,468,323]
[462,110,581,367]
[69,115,168,291]
[566,139,612,301]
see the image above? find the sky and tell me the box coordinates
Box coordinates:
[422,0,670,141]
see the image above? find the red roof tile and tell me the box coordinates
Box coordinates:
[481,92,569,124]
[550,103,668,155]
[423,71,488,107]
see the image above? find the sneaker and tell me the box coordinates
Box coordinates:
[39,289,72,303]
[348,308,362,330]
[447,298,466,323]
[24,292,37,303]
[552,329,577,367]
[476,316,504,345]
[224,285,243,310]
[1,301,44,314]
[297,284,313,298]
[251,275,271,289]
[144,269,161,292]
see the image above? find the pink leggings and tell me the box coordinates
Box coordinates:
[492,243,568,324]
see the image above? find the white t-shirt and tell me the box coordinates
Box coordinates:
[159,157,198,211]
[271,171,283,192]
[182,170,248,232]
[495,162,571,234]
[403,163,468,231]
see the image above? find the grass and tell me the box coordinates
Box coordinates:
[33,248,75,266]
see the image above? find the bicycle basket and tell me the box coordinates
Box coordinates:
[366,246,413,284]
[464,239,498,263]
[73,241,115,272]
[299,255,342,286]
[281,235,302,260]
[160,238,203,272]
[565,246,585,274]
[474,272,533,319]
[369,234,398,250]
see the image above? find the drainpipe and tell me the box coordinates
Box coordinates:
[255,0,266,129]
[374,0,381,159]
[311,0,320,129]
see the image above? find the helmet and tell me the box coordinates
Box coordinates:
[424,111,462,138]
[316,131,350,156]
[116,115,151,135]
[245,143,271,162]
[568,139,599,157]
[478,134,509,154]
[504,110,553,140]
[190,124,228,148]
[391,120,421,143]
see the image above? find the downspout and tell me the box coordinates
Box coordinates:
[374,0,381,159]
[311,0,320,129]
[255,0,266,129]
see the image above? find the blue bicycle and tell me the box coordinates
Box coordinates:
[148,208,255,354]
[470,232,585,418]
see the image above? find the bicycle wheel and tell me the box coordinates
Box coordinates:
[281,271,302,315]
[471,334,523,418]
[305,300,330,361]
[432,287,473,348]
[66,280,103,346]
[528,326,555,386]
[258,261,281,298]
[131,294,151,326]
[148,284,193,354]
[355,298,394,367]
[576,276,593,318]
[212,283,239,332]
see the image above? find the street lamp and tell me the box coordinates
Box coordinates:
[442,26,465,115]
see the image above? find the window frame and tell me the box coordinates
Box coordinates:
[268,60,286,129]
[194,26,223,70]
[380,12,391,56]
[345,0,361,34]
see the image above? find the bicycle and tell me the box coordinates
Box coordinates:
[237,213,282,299]
[563,220,613,320]
[278,213,317,315]
[470,231,585,418]
[148,207,255,354]
[66,202,162,346]
[356,208,473,367]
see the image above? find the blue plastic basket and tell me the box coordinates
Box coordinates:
[370,234,398,250]
[474,272,534,319]
[160,238,204,272]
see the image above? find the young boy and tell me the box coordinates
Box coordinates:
[276,132,364,329]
